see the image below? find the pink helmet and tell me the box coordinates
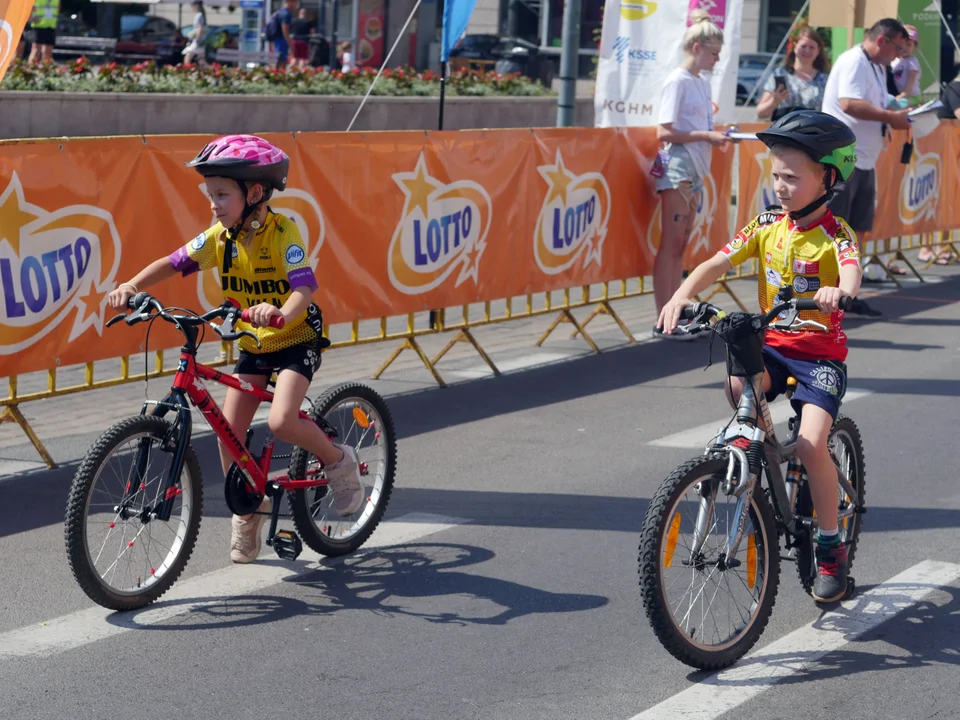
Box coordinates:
[186,134,289,191]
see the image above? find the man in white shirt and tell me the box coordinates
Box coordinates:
[822,19,910,235]
[821,18,910,316]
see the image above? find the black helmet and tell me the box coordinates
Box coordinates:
[756,110,857,184]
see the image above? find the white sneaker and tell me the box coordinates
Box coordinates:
[325,445,365,517]
[230,496,272,564]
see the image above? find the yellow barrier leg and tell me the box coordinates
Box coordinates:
[865,254,902,288]
[430,328,501,377]
[569,303,607,339]
[893,250,925,282]
[539,309,601,353]
[372,338,447,387]
[0,405,57,469]
[571,300,636,344]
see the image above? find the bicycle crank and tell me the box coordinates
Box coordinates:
[269,530,303,561]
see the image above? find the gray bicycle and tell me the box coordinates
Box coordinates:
[638,293,866,670]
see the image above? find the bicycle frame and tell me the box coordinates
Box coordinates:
[699,370,860,564]
[132,343,330,523]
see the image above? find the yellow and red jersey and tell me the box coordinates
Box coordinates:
[721,209,861,362]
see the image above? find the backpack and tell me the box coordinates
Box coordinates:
[266,11,282,42]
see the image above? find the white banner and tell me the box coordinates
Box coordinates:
[594,0,743,128]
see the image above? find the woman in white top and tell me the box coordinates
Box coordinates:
[652,9,733,338]
[183,0,206,66]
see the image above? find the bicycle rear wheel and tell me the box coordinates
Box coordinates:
[288,382,397,557]
[64,415,203,611]
[639,455,780,670]
[796,415,866,594]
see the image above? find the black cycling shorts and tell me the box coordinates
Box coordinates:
[234,339,322,382]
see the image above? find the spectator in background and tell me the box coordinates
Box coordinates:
[821,18,912,309]
[891,25,922,105]
[28,0,59,64]
[339,41,354,72]
[651,9,734,340]
[183,1,207,66]
[756,27,830,121]
[289,7,313,69]
[271,0,296,68]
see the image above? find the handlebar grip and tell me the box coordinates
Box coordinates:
[679,306,698,321]
[796,297,855,312]
[240,308,285,329]
[127,292,151,310]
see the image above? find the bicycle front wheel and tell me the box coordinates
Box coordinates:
[639,455,780,670]
[64,416,203,611]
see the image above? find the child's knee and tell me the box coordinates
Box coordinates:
[267,408,297,440]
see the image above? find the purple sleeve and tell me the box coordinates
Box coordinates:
[168,246,201,277]
[288,266,318,291]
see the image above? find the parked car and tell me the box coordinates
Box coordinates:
[116,15,187,65]
[737,52,782,105]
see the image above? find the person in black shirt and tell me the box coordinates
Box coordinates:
[290,7,313,69]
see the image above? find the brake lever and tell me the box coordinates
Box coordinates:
[216,327,262,350]
[106,314,126,328]
[790,319,829,332]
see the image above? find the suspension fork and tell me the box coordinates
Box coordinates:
[135,389,193,522]
[724,377,767,563]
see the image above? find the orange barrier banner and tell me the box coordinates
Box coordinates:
[737,122,960,242]
[0,0,32,81]
[0,129,733,376]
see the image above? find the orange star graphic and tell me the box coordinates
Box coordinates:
[539,152,575,206]
[79,285,108,325]
[401,160,440,219]
[0,186,40,257]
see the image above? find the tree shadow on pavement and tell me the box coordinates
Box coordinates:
[105,542,609,632]
[683,580,960,686]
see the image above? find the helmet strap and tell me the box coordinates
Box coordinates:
[787,166,838,222]
[223,181,270,276]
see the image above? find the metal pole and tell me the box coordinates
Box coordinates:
[556,0,582,127]
[330,0,339,66]
[438,60,447,129]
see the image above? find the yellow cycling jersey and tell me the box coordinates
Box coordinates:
[721,208,861,362]
[168,212,320,354]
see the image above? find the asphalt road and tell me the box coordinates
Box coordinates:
[1,267,959,720]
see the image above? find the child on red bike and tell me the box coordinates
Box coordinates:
[657,110,862,603]
[107,134,363,564]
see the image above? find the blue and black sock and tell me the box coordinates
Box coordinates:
[817,529,841,550]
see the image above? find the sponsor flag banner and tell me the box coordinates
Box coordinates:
[0,128,734,377]
[594,0,743,128]
[0,0,32,82]
[736,123,959,241]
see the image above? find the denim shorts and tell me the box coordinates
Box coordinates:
[762,345,848,420]
[654,144,704,196]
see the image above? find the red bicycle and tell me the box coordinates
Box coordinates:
[64,293,397,611]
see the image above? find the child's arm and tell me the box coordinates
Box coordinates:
[813,264,861,314]
[658,252,733,334]
[107,257,178,310]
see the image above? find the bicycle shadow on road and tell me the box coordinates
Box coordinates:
[104,542,609,632]
[682,581,960,687]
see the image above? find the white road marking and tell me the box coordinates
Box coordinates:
[0,512,468,660]
[649,388,874,449]
[628,559,960,720]
[448,351,580,380]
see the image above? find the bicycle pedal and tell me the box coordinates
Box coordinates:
[271,530,303,561]
[844,576,856,600]
[780,554,797,563]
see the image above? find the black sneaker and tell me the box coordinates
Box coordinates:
[812,541,849,602]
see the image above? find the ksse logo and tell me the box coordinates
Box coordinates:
[197,186,325,310]
[533,150,611,275]
[388,153,491,295]
[0,173,121,354]
[898,151,940,225]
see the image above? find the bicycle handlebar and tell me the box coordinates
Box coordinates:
[679,295,854,330]
[105,293,262,347]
